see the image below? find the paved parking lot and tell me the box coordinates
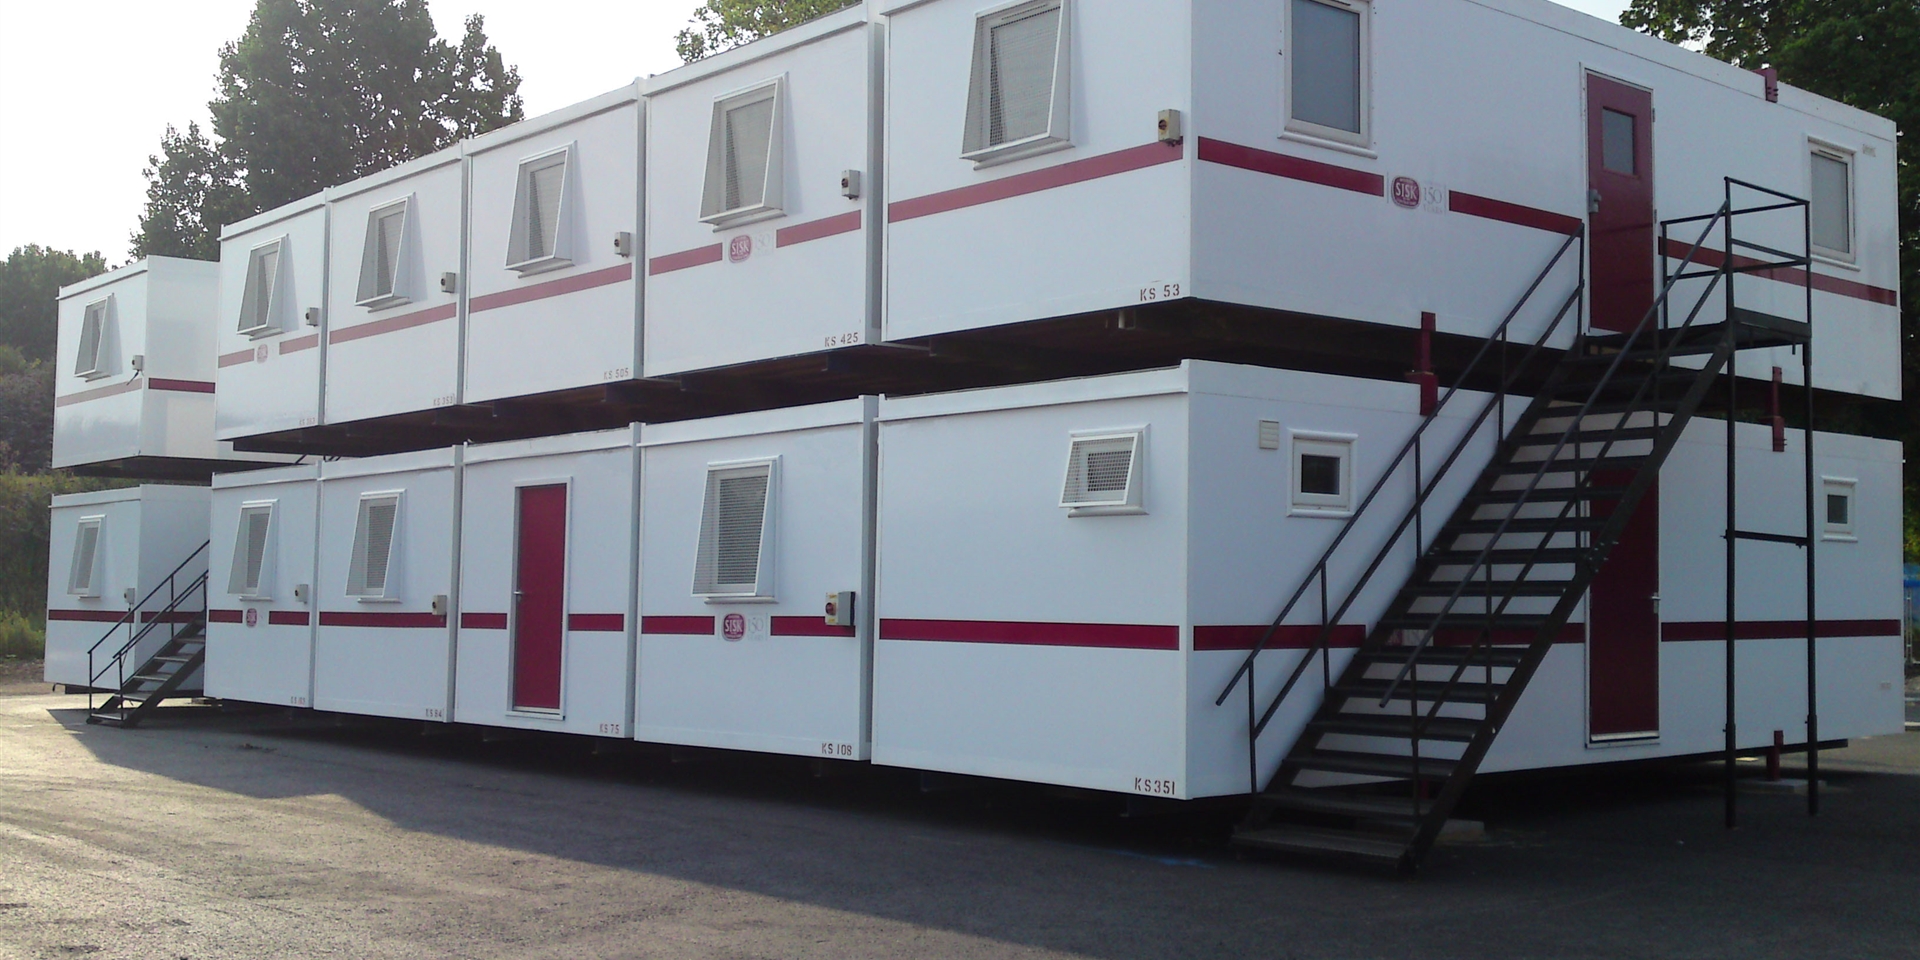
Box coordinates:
[1,685,1917,960]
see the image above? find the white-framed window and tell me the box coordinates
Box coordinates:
[1809,143,1854,262]
[1284,0,1371,148]
[73,296,112,379]
[346,493,401,599]
[355,199,411,307]
[693,460,777,599]
[700,79,786,227]
[1291,431,1355,516]
[67,516,104,597]
[1060,428,1145,517]
[227,501,277,599]
[237,238,286,337]
[1821,477,1856,541]
[507,145,574,274]
[962,0,1072,166]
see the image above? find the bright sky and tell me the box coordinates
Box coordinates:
[0,0,1632,262]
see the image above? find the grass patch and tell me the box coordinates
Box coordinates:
[0,609,44,660]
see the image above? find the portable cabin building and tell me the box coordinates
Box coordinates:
[870,361,1902,799]
[638,399,877,758]
[216,196,327,447]
[323,149,467,427]
[311,448,460,721]
[463,85,643,405]
[876,0,1900,402]
[454,427,640,737]
[43,485,211,689]
[54,258,284,478]
[642,5,880,378]
[205,464,321,709]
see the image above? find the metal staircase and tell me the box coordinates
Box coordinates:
[85,541,210,728]
[1218,179,1815,872]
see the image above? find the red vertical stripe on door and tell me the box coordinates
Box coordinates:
[512,484,568,711]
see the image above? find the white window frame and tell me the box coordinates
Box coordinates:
[507,144,575,275]
[1283,0,1372,150]
[700,77,787,228]
[1290,430,1355,517]
[346,492,402,601]
[1808,140,1856,265]
[236,237,287,338]
[67,516,105,597]
[693,458,779,601]
[73,296,112,380]
[961,0,1073,167]
[1059,428,1146,517]
[228,500,278,600]
[355,198,413,309]
[1821,476,1856,541]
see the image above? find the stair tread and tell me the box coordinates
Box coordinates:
[1467,487,1630,505]
[1499,455,1649,474]
[1404,579,1573,597]
[1287,748,1459,779]
[1309,713,1485,742]
[1363,644,1530,668]
[1426,547,1590,565]
[1232,823,1410,863]
[1515,427,1661,446]
[1380,612,1557,630]
[1258,788,1437,820]
[1337,677,1502,705]
[1448,516,1604,534]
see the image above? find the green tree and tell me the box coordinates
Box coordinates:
[676,0,860,62]
[0,246,107,363]
[133,0,525,258]
[130,123,252,262]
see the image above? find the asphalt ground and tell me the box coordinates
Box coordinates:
[1,680,1917,960]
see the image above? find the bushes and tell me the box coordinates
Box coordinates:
[0,610,42,660]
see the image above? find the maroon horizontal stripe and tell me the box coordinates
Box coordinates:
[641,615,715,635]
[889,142,1183,224]
[880,618,1179,650]
[318,611,448,628]
[648,244,723,276]
[776,211,862,247]
[469,263,633,314]
[1197,137,1384,197]
[267,610,310,626]
[1449,190,1583,236]
[47,608,129,623]
[279,333,320,354]
[1662,619,1901,641]
[54,378,143,407]
[328,302,457,344]
[218,348,257,368]
[1662,238,1898,306]
[139,610,201,623]
[461,612,508,630]
[770,616,856,637]
[148,378,215,394]
[1194,624,1368,651]
[568,613,625,632]
[207,608,244,623]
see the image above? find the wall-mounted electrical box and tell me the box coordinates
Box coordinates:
[614,231,634,257]
[824,590,855,627]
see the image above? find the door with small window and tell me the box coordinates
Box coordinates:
[1587,74,1655,334]
[512,484,568,712]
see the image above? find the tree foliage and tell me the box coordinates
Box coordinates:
[0,472,129,618]
[0,246,107,363]
[0,362,54,474]
[133,0,525,259]
[676,0,861,62]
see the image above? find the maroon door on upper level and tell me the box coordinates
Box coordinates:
[1587,74,1656,333]
[512,484,567,711]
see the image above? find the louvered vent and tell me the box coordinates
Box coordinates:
[1060,432,1142,511]
[356,202,408,305]
[228,503,274,596]
[238,240,282,335]
[963,1,1069,161]
[74,299,108,377]
[509,149,572,270]
[67,519,102,596]
[347,495,399,598]
[700,81,784,225]
[693,462,775,597]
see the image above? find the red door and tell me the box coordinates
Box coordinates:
[1587,74,1655,334]
[512,484,567,711]
[1589,471,1661,739]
